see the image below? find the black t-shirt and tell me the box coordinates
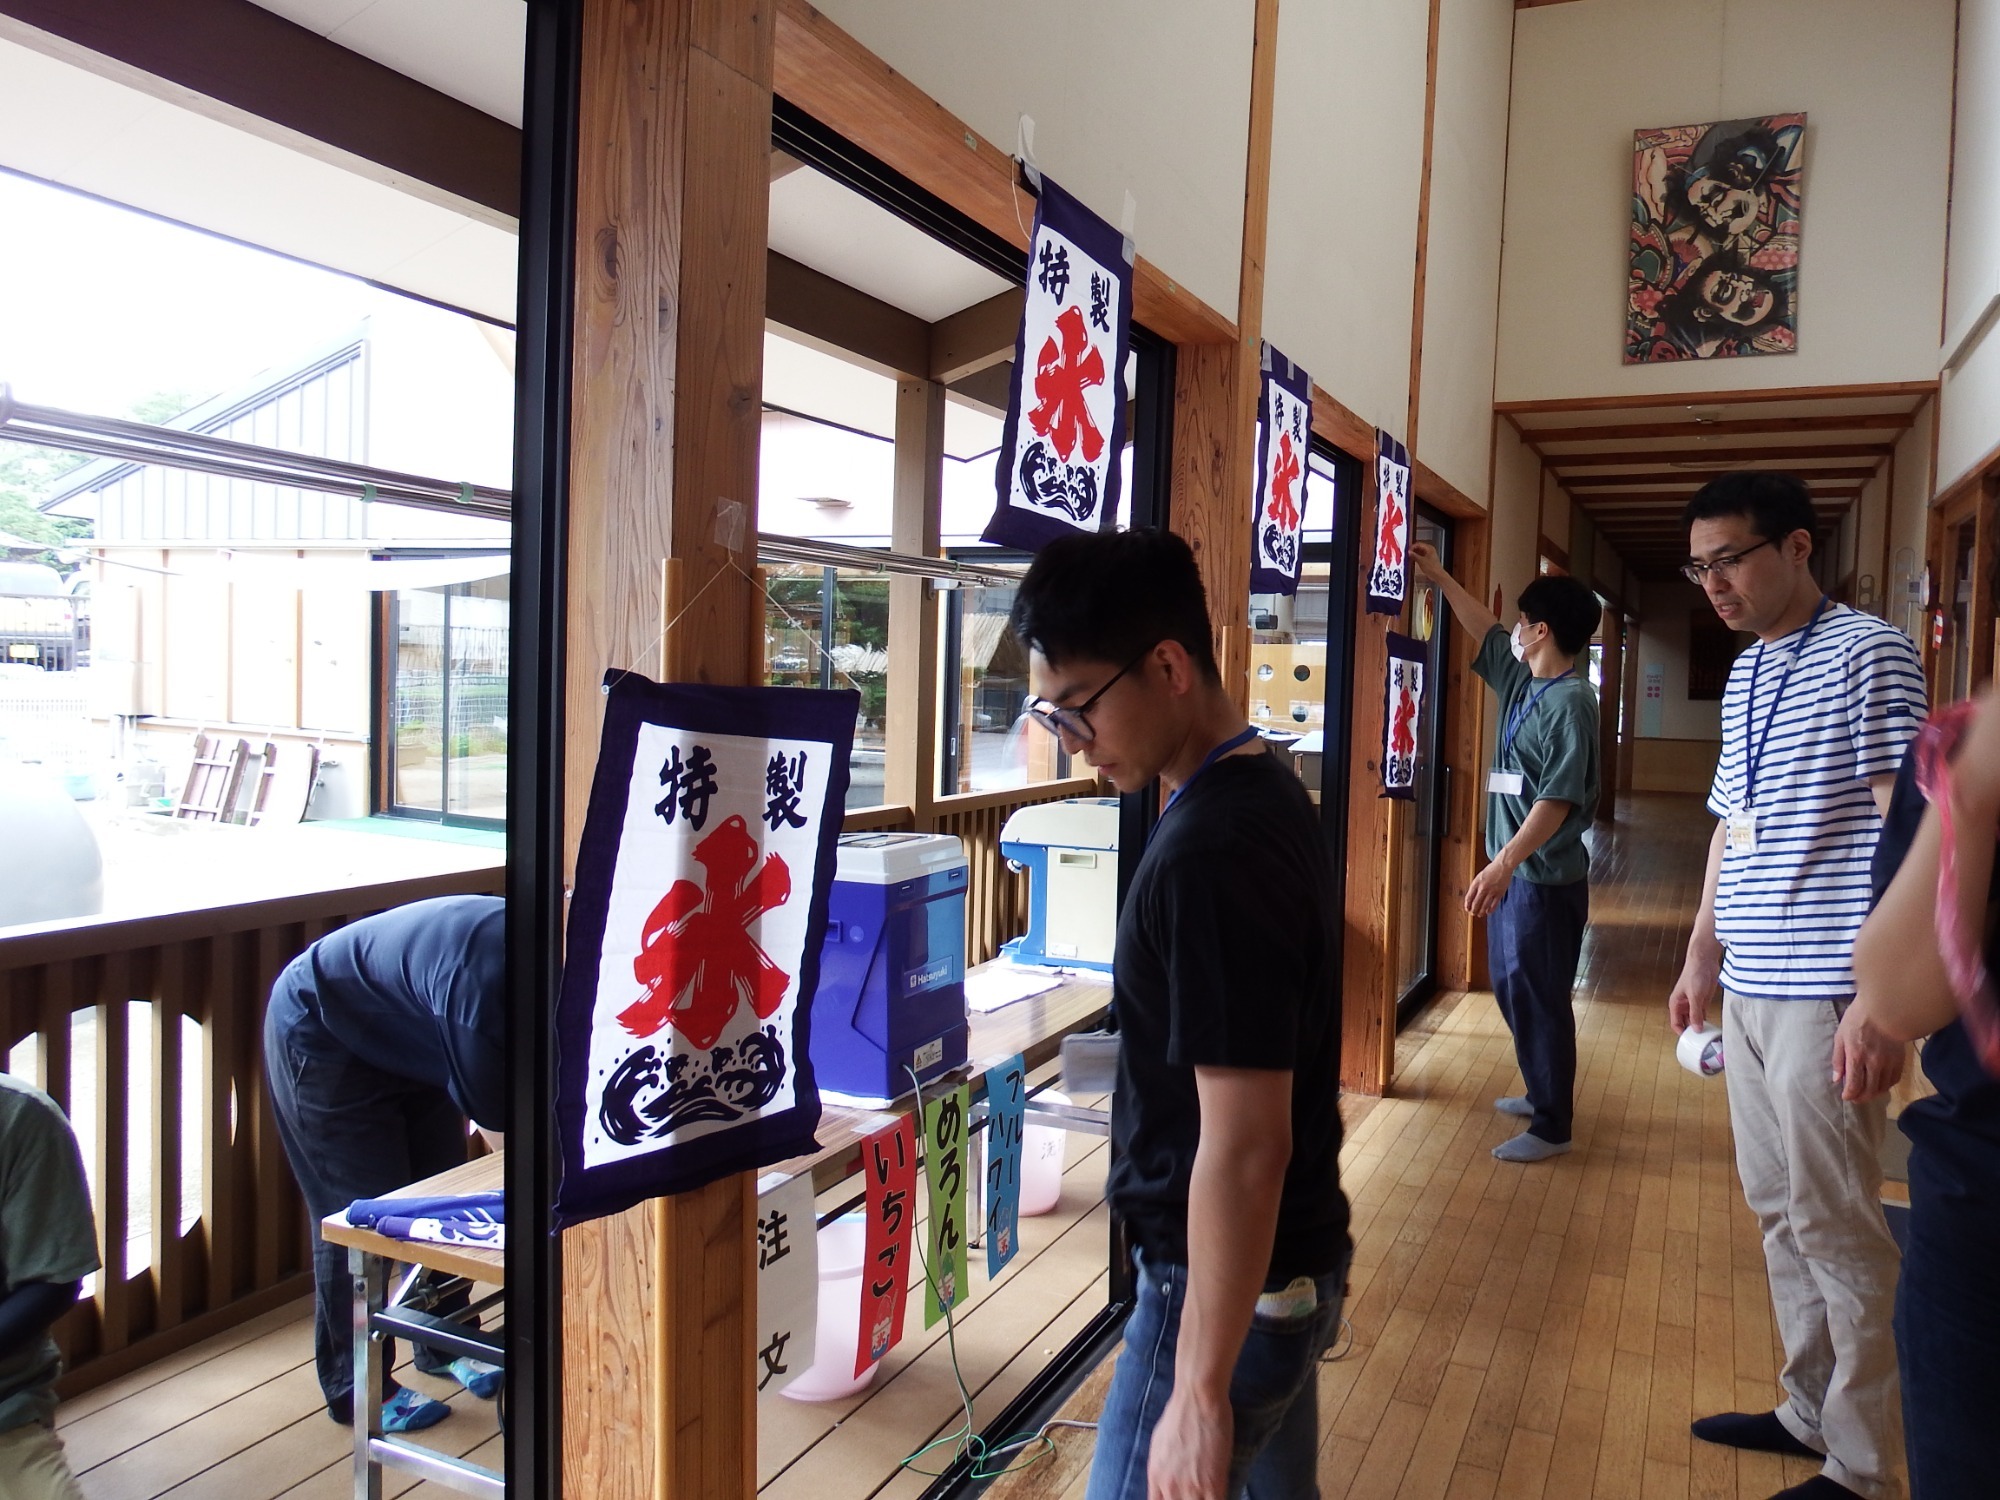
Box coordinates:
[1108,746,1351,1280]
[1871,755,2000,1243]
[270,894,507,1130]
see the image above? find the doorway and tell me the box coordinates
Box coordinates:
[1393,507,1451,1020]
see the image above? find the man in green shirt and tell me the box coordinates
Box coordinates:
[1412,544,1602,1163]
[0,1072,100,1499]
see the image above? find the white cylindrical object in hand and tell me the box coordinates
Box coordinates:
[1677,1023,1725,1077]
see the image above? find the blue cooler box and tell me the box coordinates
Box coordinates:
[811,832,969,1101]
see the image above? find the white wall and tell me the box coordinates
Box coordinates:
[1412,0,1517,504]
[1264,0,1429,442]
[1941,0,2000,490]
[808,1,1253,322]
[1496,0,1954,403]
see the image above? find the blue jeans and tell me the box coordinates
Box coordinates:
[1895,1220,2000,1499]
[1086,1246,1350,1500]
[1488,876,1588,1144]
[263,962,468,1420]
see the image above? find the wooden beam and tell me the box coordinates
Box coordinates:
[771,0,1235,347]
[1565,465,1879,487]
[947,363,1013,415]
[1524,412,1913,445]
[1576,487,1863,505]
[765,251,928,376]
[0,0,520,223]
[885,378,944,821]
[1405,0,1444,454]
[562,1,770,1495]
[1310,383,1377,462]
[928,289,1023,384]
[1494,379,1939,416]
[1548,443,1894,469]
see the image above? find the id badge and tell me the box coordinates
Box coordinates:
[1726,809,1759,854]
[1488,770,1525,796]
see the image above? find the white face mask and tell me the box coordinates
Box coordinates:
[1509,622,1530,662]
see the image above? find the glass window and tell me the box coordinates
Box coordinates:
[386,575,509,825]
[759,564,890,810]
[941,579,1071,795]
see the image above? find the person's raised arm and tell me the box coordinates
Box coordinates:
[1409,542,1500,642]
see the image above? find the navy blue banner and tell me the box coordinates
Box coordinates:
[983,175,1135,552]
[1382,631,1426,801]
[1250,345,1313,595]
[553,674,856,1226]
[1366,432,1413,616]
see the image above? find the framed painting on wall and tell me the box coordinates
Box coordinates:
[1626,113,1805,363]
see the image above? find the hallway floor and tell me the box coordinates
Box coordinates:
[995,792,1887,1500]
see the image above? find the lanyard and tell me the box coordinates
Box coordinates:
[1163,726,1261,813]
[1741,594,1830,810]
[1500,670,1575,768]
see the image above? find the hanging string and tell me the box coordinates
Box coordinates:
[601,558,876,698]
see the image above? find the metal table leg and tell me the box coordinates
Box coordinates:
[352,1247,386,1500]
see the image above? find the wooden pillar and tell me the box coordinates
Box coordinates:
[1433,516,1491,994]
[1340,456,1394,1094]
[1172,0,1277,707]
[560,1,771,1495]
[886,377,944,823]
[1597,605,1624,824]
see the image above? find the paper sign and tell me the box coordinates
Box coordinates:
[922,1083,971,1327]
[753,1172,818,1397]
[857,1114,918,1375]
[983,1056,1027,1279]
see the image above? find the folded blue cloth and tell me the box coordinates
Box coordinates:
[347,1191,504,1228]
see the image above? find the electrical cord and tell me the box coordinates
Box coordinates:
[893,1065,1097,1481]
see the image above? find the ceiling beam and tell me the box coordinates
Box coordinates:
[1494,379,1937,417]
[1564,465,1879,487]
[1576,487,1863,505]
[1549,443,1894,469]
[928,289,1023,384]
[0,0,521,224]
[1525,412,1912,445]
[765,251,929,378]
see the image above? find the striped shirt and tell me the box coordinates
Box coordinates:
[1705,604,1926,1000]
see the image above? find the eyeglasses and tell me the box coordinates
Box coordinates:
[1023,647,1154,744]
[1681,537,1774,586]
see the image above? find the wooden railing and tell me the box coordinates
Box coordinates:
[1,867,504,1396]
[7,780,1089,1393]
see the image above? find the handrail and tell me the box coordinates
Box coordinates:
[930,775,1100,818]
[0,867,504,969]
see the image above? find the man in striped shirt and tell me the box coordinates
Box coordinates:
[1667,472,1924,1500]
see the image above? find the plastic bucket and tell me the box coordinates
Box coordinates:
[1020,1090,1069,1217]
[778,1214,880,1403]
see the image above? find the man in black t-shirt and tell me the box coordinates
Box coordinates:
[263,894,507,1432]
[1010,529,1350,1500]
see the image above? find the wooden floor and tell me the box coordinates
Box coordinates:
[990,792,1886,1500]
[54,793,1870,1500]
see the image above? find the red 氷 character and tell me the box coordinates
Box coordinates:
[1028,305,1107,464]
[1376,485,1406,570]
[620,814,792,1050]
[1389,675,1419,761]
[1266,430,1302,532]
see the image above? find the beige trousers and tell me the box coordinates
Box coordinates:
[1723,993,1905,1500]
[0,1421,86,1500]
